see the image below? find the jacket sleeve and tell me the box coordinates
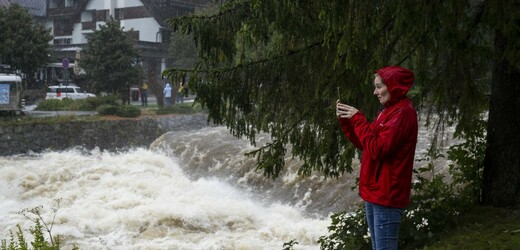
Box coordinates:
[338,117,364,150]
[350,108,413,160]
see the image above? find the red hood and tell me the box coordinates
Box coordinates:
[375,66,414,105]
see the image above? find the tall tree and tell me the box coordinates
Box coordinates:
[165,0,519,207]
[481,1,520,206]
[81,19,143,102]
[0,4,52,83]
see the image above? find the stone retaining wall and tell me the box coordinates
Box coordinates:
[0,113,212,156]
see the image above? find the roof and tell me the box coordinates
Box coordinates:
[141,0,210,26]
[0,0,46,16]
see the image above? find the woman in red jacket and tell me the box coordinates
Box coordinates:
[336,66,418,250]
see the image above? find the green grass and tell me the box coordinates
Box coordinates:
[155,102,205,115]
[0,115,102,126]
[0,102,206,126]
[422,205,520,250]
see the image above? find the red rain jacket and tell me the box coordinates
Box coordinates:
[339,66,418,208]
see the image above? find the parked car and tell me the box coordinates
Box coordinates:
[46,85,95,100]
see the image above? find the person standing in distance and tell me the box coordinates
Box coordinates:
[336,66,418,250]
[140,82,148,106]
[163,83,172,107]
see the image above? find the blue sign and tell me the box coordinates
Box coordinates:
[62,58,69,69]
[0,84,9,104]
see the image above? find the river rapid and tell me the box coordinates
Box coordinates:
[0,122,452,249]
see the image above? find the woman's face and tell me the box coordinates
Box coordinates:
[373,75,390,105]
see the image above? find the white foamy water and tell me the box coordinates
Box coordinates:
[0,116,457,250]
[0,148,329,249]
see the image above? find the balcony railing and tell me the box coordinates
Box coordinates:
[81,22,95,30]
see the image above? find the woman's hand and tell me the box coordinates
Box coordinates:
[336,99,359,119]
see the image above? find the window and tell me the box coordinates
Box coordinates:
[65,0,74,7]
[54,18,74,36]
[126,31,139,41]
[115,8,124,20]
[81,10,94,22]
[161,29,171,43]
[53,38,72,45]
[96,10,109,22]
[49,0,58,9]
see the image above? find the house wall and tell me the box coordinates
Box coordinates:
[81,0,161,43]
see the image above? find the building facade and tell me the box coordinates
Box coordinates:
[1,0,207,97]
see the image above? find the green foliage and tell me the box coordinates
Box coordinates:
[282,239,299,250]
[84,95,120,109]
[164,0,496,178]
[155,102,204,115]
[422,206,520,249]
[169,32,198,68]
[115,105,141,117]
[447,117,487,204]
[66,99,94,111]
[318,123,487,249]
[0,220,63,250]
[35,99,67,111]
[36,96,120,111]
[1,200,78,250]
[96,104,119,116]
[80,19,143,101]
[0,4,52,76]
[318,206,370,250]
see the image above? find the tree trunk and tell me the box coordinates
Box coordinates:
[144,57,164,107]
[481,29,520,207]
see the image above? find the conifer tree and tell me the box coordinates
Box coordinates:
[165,0,519,207]
[81,19,143,103]
[0,4,52,83]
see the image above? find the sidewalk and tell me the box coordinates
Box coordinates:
[23,104,97,118]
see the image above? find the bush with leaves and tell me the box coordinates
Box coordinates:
[318,206,370,249]
[115,105,141,117]
[85,95,120,109]
[1,200,78,250]
[35,99,67,111]
[156,102,204,115]
[96,104,119,116]
[36,95,120,112]
[317,119,486,249]
[35,98,84,111]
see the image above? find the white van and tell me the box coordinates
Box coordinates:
[46,85,95,100]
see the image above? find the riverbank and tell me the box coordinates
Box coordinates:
[423,205,520,249]
[0,112,213,156]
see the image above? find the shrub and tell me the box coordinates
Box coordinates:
[36,98,93,111]
[35,99,66,111]
[36,95,120,112]
[85,95,119,109]
[317,118,487,249]
[115,105,141,117]
[66,99,94,111]
[96,105,119,116]
[1,200,78,250]
[156,103,203,115]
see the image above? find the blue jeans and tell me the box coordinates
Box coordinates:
[165,97,172,107]
[365,201,403,250]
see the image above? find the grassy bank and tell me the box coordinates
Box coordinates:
[0,102,205,126]
[422,205,520,250]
